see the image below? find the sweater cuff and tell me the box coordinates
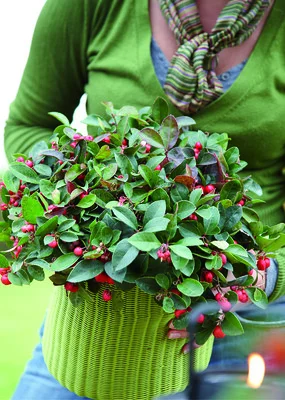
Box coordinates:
[268,247,285,303]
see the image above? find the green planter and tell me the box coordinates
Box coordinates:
[42,286,213,400]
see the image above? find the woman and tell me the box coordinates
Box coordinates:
[5,0,285,398]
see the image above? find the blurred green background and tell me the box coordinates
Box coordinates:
[0,280,51,399]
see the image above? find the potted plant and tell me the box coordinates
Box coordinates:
[0,98,283,399]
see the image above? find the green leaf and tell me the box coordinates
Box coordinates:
[67,260,103,282]
[162,297,175,313]
[22,196,45,224]
[8,272,23,286]
[135,277,161,294]
[112,239,139,271]
[170,183,189,203]
[34,164,52,177]
[77,193,97,208]
[102,163,118,180]
[9,162,40,184]
[3,170,20,193]
[59,232,79,242]
[139,128,164,148]
[256,233,285,252]
[211,240,229,250]
[219,204,242,231]
[39,179,56,200]
[27,265,45,281]
[176,200,196,220]
[176,237,203,247]
[177,278,204,297]
[104,262,127,283]
[69,291,84,307]
[128,232,161,252]
[29,259,51,270]
[152,97,169,124]
[113,207,138,230]
[51,253,79,271]
[36,216,58,237]
[220,180,242,203]
[222,312,244,336]
[143,217,169,233]
[65,164,86,182]
[48,111,70,125]
[160,115,179,150]
[176,116,196,129]
[170,252,189,271]
[155,273,170,290]
[58,219,76,233]
[224,147,239,165]
[138,164,157,188]
[224,245,256,268]
[0,254,10,268]
[81,114,111,129]
[143,200,166,225]
[203,207,220,235]
[95,145,111,160]
[169,245,193,260]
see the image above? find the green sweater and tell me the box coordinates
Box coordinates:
[4,0,285,301]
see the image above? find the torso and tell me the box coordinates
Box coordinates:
[149,0,274,75]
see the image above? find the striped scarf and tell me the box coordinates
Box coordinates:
[159,0,271,114]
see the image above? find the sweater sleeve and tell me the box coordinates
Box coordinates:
[4,0,95,161]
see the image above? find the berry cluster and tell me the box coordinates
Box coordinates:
[157,244,171,263]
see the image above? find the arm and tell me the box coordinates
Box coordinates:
[4,0,95,161]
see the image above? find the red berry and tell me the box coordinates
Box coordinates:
[194,148,200,159]
[213,325,226,339]
[189,213,198,221]
[26,224,35,232]
[240,292,249,303]
[194,142,203,150]
[197,314,205,324]
[203,271,214,283]
[0,204,8,211]
[204,184,215,194]
[264,258,271,268]
[102,136,111,144]
[117,175,124,179]
[155,164,162,171]
[48,240,58,248]
[219,254,227,265]
[21,225,28,233]
[248,269,254,276]
[73,247,83,256]
[95,272,114,285]
[70,141,78,148]
[0,267,10,276]
[1,274,11,285]
[215,293,222,301]
[174,309,188,318]
[64,282,79,292]
[145,143,151,153]
[170,288,181,296]
[102,289,112,302]
[122,138,128,146]
[257,258,267,271]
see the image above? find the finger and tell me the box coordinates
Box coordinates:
[168,320,187,330]
[167,329,189,339]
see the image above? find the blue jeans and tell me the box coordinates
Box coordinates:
[12,323,90,400]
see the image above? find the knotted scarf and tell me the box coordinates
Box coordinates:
[159,0,271,114]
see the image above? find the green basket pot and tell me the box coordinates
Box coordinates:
[42,285,213,400]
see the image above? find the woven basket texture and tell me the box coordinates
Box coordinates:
[42,285,213,400]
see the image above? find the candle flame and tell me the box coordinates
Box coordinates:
[247,352,266,388]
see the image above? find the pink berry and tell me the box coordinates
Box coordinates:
[48,240,58,249]
[70,141,78,148]
[26,224,35,232]
[237,199,245,206]
[64,282,79,292]
[73,247,83,256]
[155,164,161,171]
[248,269,254,276]
[213,325,226,339]
[145,143,151,153]
[0,204,8,211]
[219,254,227,265]
[73,133,82,140]
[102,289,112,302]
[25,160,34,168]
[102,137,111,144]
[1,274,11,285]
[21,225,28,233]
[197,314,205,324]
[16,157,25,162]
[85,135,94,141]
[194,148,200,159]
